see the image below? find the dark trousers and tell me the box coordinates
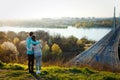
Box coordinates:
[28,54,34,72]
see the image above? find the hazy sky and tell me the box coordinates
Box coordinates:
[0,0,119,20]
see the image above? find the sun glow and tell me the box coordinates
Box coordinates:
[0,0,119,20]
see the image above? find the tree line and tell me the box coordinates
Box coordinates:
[0,30,95,66]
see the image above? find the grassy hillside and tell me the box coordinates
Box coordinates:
[0,61,120,80]
[0,70,34,80]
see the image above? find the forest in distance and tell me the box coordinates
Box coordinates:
[0,17,118,28]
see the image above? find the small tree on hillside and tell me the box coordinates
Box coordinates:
[0,32,7,44]
[42,44,50,62]
[13,37,19,45]
[17,40,27,64]
[6,31,17,41]
[0,41,19,63]
[51,43,62,58]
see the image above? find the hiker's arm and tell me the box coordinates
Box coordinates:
[31,40,40,44]
[40,44,42,48]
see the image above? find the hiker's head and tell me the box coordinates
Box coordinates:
[32,35,36,41]
[29,32,33,36]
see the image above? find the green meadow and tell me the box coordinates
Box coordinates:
[0,61,120,80]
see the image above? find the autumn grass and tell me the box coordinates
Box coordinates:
[0,61,120,80]
[0,70,34,80]
[39,66,120,80]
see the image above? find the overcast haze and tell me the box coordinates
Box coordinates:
[0,0,119,20]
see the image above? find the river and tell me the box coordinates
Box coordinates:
[0,26,112,41]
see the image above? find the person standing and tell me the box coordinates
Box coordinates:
[26,32,40,73]
[31,35,42,74]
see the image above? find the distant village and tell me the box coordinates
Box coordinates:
[0,17,117,28]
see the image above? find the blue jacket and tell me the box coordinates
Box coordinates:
[26,36,40,54]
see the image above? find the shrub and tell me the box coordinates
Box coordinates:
[0,41,19,63]
[42,44,51,62]
[0,32,7,44]
[17,40,27,64]
[1,41,18,54]
[51,43,62,55]
[6,31,17,41]
[13,37,19,45]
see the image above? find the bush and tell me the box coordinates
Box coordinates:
[42,44,51,62]
[51,43,62,55]
[0,41,18,63]
[17,40,27,64]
